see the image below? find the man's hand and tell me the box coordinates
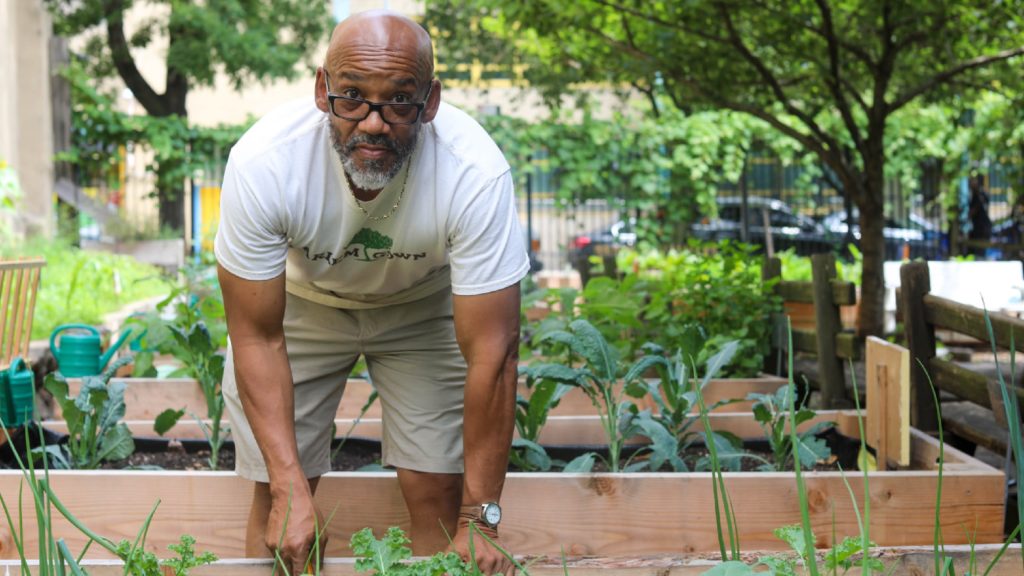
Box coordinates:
[450,518,513,576]
[265,482,326,575]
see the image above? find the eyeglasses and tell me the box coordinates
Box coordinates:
[323,71,431,126]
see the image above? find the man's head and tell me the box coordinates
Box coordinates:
[315,10,440,192]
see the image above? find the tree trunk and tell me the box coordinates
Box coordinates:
[156,162,186,233]
[855,156,888,339]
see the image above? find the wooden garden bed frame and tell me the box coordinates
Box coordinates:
[2,545,1021,576]
[57,375,790,421]
[4,409,1004,560]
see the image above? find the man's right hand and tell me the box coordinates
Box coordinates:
[265,481,325,574]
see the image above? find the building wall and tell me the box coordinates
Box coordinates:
[0,0,55,238]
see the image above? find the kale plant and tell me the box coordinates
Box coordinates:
[748,386,834,471]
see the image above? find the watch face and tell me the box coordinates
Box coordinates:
[482,502,501,526]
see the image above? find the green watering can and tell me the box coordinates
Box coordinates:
[0,357,35,427]
[50,323,133,377]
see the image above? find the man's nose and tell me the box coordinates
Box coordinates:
[357,109,390,134]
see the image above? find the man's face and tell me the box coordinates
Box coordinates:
[318,63,432,191]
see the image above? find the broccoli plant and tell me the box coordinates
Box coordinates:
[748,386,834,471]
[40,356,135,469]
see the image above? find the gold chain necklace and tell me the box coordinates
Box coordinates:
[353,161,411,222]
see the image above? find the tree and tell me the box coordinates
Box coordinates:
[347,227,393,261]
[425,0,1024,339]
[46,0,332,231]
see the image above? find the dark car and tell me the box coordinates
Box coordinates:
[822,208,943,260]
[690,196,836,255]
[567,218,637,281]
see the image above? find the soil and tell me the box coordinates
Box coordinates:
[4,425,863,473]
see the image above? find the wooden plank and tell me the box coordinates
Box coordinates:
[812,253,845,407]
[41,410,865,447]
[0,265,14,363]
[777,280,857,306]
[0,448,1002,560]
[899,262,939,432]
[865,337,911,469]
[942,401,1009,455]
[923,293,1024,353]
[66,376,791,421]
[789,330,861,360]
[924,358,1024,408]
[7,545,1022,576]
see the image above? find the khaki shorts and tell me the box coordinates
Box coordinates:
[223,288,467,482]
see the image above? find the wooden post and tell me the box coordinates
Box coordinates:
[762,256,787,375]
[866,336,911,470]
[811,253,846,407]
[899,261,938,432]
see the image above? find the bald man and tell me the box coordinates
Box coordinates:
[214,10,527,575]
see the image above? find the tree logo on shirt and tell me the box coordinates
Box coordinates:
[346,227,394,262]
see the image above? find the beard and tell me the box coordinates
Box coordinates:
[331,128,418,191]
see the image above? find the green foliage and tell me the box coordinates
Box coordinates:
[510,364,575,471]
[0,159,21,247]
[537,319,685,472]
[777,246,862,285]
[748,386,833,471]
[128,262,228,468]
[39,356,136,469]
[616,241,781,377]
[350,527,472,576]
[0,236,173,340]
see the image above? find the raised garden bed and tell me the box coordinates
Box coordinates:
[2,544,1022,575]
[53,375,789,422]
[2,409,1003,560]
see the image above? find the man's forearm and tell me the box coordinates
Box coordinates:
[232,338,306,490]
[460,355,518,507]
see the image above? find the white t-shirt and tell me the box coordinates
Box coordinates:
[214,99,530,308]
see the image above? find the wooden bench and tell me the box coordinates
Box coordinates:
[0,258,45,370]
[898,260,1020,459]
[763,253,862,408]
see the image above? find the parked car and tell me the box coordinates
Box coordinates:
[567,218,637,280]
[821,208,943,260]
[689,196,836,255]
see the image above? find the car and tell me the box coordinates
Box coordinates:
[689,196,836,255]
[567,218,637,281]
[821,208,943,260]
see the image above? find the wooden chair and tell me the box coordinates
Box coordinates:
[0,258,46,370]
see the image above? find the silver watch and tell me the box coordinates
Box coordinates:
[473,501,502,528]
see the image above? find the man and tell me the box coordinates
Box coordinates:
[214,9,527,575]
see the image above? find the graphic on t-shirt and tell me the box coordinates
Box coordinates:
[347,228,394,261]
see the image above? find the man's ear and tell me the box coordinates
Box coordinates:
[420,78,442,124]
[314,67,329,113]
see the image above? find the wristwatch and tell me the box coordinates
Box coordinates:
[462,501,502,529]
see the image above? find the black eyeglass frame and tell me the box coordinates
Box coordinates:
[323,70,433,126]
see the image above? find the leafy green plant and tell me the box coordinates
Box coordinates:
[537,318,676,472]
[747,386,834,471]
[510,364,575,471]
[39,356,135,469]
[616,241,781,377]
[350,527,473,576]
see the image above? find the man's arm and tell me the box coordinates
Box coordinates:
[452,283,521,571]
[218,264,319,572]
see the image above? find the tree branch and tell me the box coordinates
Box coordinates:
[814,0,866,156]
[591,0,729,44]
[714,2,840,155]
[890,45,1024,112]
[103,0,167,116]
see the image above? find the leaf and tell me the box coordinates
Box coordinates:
[351,526,412,575]
[700,340,739,386]
[97,424,135,463]
[562,452,596,473]
[794,433,832,470]
[526,362,581,384]
[773,524,811,557]
[633,416,686,472]
[698,561,760,575]
[622,354,669,385]
[568,318,618,381]
[511,438,552,471]
[154,408,186,436]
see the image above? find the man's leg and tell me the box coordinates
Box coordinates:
[245,477,322,557]
[396,469,462,554]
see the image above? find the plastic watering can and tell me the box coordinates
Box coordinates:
[50,324,133,377]
[0,357,35,427]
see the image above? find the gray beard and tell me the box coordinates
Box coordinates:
[332,129,417,191]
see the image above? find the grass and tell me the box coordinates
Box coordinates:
[2,235,174,340]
